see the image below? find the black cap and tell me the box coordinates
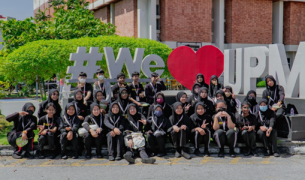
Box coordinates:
[117,73,125,79]
[96,69,104,74]
[132,71,140,77]
[79,72,87,77]
[151,72,159,77]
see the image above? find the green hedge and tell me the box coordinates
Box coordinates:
[257,80,266,87]
[1,36,173,84]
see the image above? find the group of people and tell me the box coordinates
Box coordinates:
[6,69,287,164]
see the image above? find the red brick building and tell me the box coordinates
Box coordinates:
[33,0,305,63]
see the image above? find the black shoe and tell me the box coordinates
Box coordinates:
[150,153,156,157]
[229,148,236,158]
[264,149,270,156]
[157,153,166,157]
[251,149,259,157]
[244,149,251,156]
[273,152,280,157]
[72,154,78,159]
[108,156,115,161]
[61,154,68,159]
[175,150,181,158]
[85,154,91,159]
[123,154,135,164]
[25,152,34,159]
[194,149,202,156]
[115,156,122,161]
[181,150,191,159]
[12,153,22,159]
[142,158,156,164]
[50,151,57,159]
[97,154,103,158]
[203,149,210,157]
[218,148,224,157]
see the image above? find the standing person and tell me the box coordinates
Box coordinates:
[262,75,286,117]
[37,103,59,159]
[104,102,127,161]
[123,104,156,164]
[212,100,237,157]
[223,86,238,115]
[59,103,80,159]
[175,92,191,115]
[195,73,209,89]
[236,102,258,156]
[147,92,172,119]
[6,103,37,159]
[243,90,259,114]
[77,72,93,107]
[145,72,166,104]
[145,105,170,157]
[256,99,280,157]
[128,71,146,102]
[168,102,192,159]
[208,75,224,99]
[193,87,215,117]
[83,103,105,159]
[93,69,112,104]
[190,102,212,157]
[38,89,62,119]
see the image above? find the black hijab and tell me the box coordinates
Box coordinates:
[191,83,201,101]
[73,89,84,115]
[198,87,209,102]
[89,102,101,122]
[209,75,222,97]
[193,102,207,120]
[215,90,228,102]
[154,92,166,106]
[64,102,77,122]
[176,91,187,106]
[117,88,130,110]
[108,102,122,121]
[94,90,104,105]
[20,102,36,123]
[224,86,233,99]
[196,73,209,89]
[48,89,60,106]
[265,75,278,102]
[244,90,257,106]
[127,103,141,123]
[171,102,184,124]
[152,104,166,125]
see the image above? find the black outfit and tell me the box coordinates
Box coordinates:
[187,83,201,107]
[114,88,132,117]
[93,90,109,113]
[59,103,80,158]
[83,103,105,158]
[147,92,172,119]
[195,73,209,89]
[128,82,146,102]
[111,83,130,101]
[236,113,257,153]
[215,90,235,114]
[145,81,166,104]
[6,103,37,157]
[262,75,286,117]
[145,104,170,155]
[38,89,62,118]
[80,82,94,103]
[224,86,238,115]
[168,102,192,159]
[104,102,127,159]
[192,87,215,117]
[208,75,224,98]
[175,92,191,115]
[189,102,212,151]
[243,90,259,114]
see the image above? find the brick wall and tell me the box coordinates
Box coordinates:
[225,0,272,44]
[114,0,137,37]
[94,6,110,23]
[283,2,305,45]
[160,0,212,42]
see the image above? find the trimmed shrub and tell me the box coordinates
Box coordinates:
[257,80,266,87]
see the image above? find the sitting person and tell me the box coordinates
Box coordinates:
[243,90,259,114]
[6,103,37,159]
[93,90,109,115]
[147,92,172,119]
[145,72,166,104]
[175,92,191,115]
[215,90,235,114]
[208,75,224,99]
[193,87,215,117]
[195,73,209,89]
[38,89,62,118]
[123,104,156,164]
[223,86,239,115]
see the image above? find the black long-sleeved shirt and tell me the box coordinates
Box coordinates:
[145,81,166,104]
[104,114,127,133]
[59,116,80,134]
[255,110,276,129]
[6,113,37,136]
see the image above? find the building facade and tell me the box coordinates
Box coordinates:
[33,0,305,66]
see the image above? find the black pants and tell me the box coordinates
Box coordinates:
[125,147,149,159]
[170,129,187,149]
[60,132,78,155]
[7,131,34,154]
[146,132,166,154]
[38,132,56,151]
[107,132,123,157]
[257,129,278,153]
[192,129,210,149]
[213,129,237,149]
[275,107,285,117]
[84,132,104,155]
[240,130,256,151]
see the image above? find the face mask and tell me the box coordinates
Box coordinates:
[154,110,163,117]
[260,106,268,112]
[156,98,164,104]
[98,75,104,80]
[27,110,34,116]
[79,78,86,83]
[217,108,227,113]
[225,92,231,98]
[248,96,256,103]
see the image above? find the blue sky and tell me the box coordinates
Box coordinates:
[0,0,33,20]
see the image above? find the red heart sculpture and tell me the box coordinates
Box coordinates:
[167,45,224,90]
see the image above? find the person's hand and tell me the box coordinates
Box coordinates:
[113,128,121,135]
[67,131,73,140]
[94,81,98,86]
[199,128,206,136]
[173,125,180,132]
[260,126,268,132]
[100,109,106,115]
[83,100,87,106]
[50,128,56,133]
[78,116,84,121]
[231,93,236,99]
[201,120,209,129]
[181,125,187,130]
[21,132,28,141]
[146,130,152,134]
[110,131,116,137]
[221,111,230,118]
[214,112,222,119]
[139,119,147,125]
[128,139,133,148]
[185,104,191,111]
[266,127,272,137]
[271,107,277,111]
[248,126,253,132]
[277,102,282,106]
[38,125,44,131]
[66,127,71,131]
[96,128,102,134]
[42,129,48,135]
[90,129,98,138]
[243,126,249,130]
[136,102,142,107]
[19,111,28,116]
[139,93,145,98]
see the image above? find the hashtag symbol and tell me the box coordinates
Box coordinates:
[66,47,103,83]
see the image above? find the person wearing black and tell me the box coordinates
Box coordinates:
[6,103,37,159]
[168,102,192,159]
[262,75,286,117]
[37,103,60,159]
[123,104,156,164]
[208,75,224,99]
[77,72,94,107]
[187,83,201,107]
[38,89,62,118]
[93,90,109,115]
[145,105,170,157]
[104,102,127,161]
[236,102,258,156]
[145,72,166,104]
[83,103,105,159]
[212,100,237,157]
[215,90,235,114]
[115,88,133,118]
[190,102,212,157]
[147,92,172,119]
[223,86,238,115]
[243,90,259,114]
[195,73,209,89]
[193,87,215,117]
[59,103,80,159]
[94,69,112,104]
[128,71,146,102]
[176,92,191,115]
[256,99,280,157]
